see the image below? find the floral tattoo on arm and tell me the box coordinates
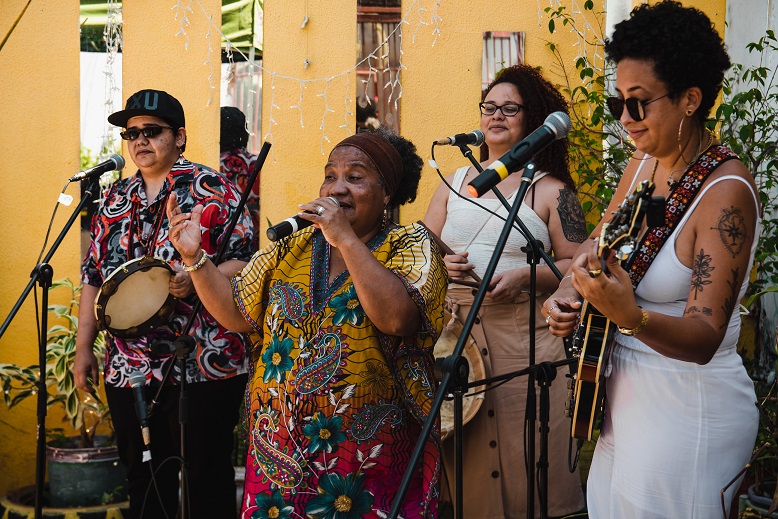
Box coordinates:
[556,187,588,243]
[691,249,714,300]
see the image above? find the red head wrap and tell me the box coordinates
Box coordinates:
[331,132,403,197]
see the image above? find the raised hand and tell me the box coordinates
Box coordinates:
[166,193,204,265]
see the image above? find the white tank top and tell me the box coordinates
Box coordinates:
[618,159,761,357]
[440,166,552,278]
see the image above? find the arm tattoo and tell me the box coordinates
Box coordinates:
[691,249,714,300]
[685,305,713,316]
[711,206,749,258]
[720,267,740,329]
[556,187,588,243]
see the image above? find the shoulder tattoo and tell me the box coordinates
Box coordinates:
[711,206,749,258]
[691,249,714,300]
[556,187,588,243]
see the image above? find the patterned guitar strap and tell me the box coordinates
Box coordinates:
[627,145,738,288]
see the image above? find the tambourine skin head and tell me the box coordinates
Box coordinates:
[434,308,487,440]
[94,256,177,339]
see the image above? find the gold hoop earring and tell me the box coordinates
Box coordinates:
[677,116,686,156]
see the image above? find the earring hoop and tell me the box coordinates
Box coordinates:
[677,115,686,156]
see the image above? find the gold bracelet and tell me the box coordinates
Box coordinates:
[618,308,648,336]
[182,249,208,272]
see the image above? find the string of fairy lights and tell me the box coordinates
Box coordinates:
[95,1,598,159]
[96,0,445,158]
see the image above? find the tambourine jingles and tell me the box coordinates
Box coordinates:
[95,256,177,339]
[435,308,486,440]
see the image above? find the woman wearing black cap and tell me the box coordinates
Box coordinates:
[74,89,256,519]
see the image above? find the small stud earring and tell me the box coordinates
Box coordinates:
[685,109,693,116]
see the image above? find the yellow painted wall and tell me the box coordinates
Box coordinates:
[258,0,356,242]
[122,0,222,169]
[0,0,81,496]
[0,0,222,497]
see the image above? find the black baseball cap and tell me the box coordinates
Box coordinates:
[108,89,186,129]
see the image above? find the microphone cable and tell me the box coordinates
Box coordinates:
[429,141,524,235]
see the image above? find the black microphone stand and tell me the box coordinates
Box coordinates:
[144,141,270,519]
[388,146,564,519]
[0,179,101,519]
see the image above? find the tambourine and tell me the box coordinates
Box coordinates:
[435,309,486,440]
[95,256,177,339]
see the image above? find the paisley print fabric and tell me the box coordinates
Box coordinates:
[81,156,256,387]
[232,223,447,518]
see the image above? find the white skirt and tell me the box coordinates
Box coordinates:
[586,341,758,518]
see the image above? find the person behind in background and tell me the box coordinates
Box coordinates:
[220,106,260,245]
[73,89,256,519]
[166,129,447,517]
[543,2,760,517]
[424,64,586,518]
[356,95,383,133]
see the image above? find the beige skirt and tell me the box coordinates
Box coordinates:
[439,286,584,519]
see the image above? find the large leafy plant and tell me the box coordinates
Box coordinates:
[0,278,111,447]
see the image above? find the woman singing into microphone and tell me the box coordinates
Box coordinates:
[167,129,447,517]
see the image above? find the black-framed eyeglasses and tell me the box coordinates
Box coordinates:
[119,125,175,141]
[479,102,526,117]
[606,92,672,122]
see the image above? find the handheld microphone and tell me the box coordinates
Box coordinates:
[266,197,340,241]
[467,112,571,197]
[68,154,125,183]
[129,369,152,460]
[435,130,485,147]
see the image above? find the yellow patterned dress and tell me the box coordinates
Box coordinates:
[232,222,447,518]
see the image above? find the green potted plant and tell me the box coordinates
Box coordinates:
[0,278,128,510]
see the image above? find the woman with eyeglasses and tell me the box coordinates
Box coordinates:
[424,64,586,518]
[74,89,255,519]
[543,2,760,517]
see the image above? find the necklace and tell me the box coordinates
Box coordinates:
[649,158,659,183]
[667,128,715,189]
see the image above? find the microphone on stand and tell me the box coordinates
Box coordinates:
[129,369,152,462]
[467,112,571,197]
[435,130,485,147]
[68,154,125,183]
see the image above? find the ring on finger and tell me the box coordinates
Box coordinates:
[588,268,603,278]
[545,314,553,325]
[315,205,325,215]
[549,305,558,313]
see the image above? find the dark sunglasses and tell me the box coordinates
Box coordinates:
[606,92,672,122]
[479,102,526,117]
[119,125,174,141]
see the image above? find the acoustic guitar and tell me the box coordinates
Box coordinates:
[568,180,657,440]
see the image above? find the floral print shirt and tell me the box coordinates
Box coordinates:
[220,147,260,246]
[232,223,447,518]
[82,156,256,387]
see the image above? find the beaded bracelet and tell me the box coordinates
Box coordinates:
[182,249,208,272]
[618,307,649,336]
